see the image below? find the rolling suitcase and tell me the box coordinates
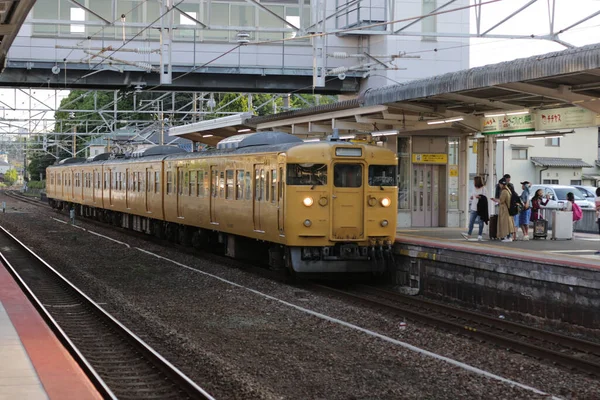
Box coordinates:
[533,208,548,240]
[488,214,498,240]
[552,210,573,240]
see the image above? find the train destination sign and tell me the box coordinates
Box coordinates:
[412,153,448,164]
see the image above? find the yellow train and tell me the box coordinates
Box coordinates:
[46,132,398,273]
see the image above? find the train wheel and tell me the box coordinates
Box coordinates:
[178,226,192,246]
[165,223,178,242]
[152,220,165,239]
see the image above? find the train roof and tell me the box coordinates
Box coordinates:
[48,132,396,168]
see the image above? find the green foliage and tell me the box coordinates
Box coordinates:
[27,154,57,181]
[28,180,46,189]
[4,169,18,185]
[205,93,337,120]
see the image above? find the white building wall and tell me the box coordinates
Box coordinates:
[498,127,600,185]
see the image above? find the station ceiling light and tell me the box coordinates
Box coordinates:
[484,109,529,117]
[426,117,464,125]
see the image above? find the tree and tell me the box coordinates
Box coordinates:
[4,169,18,186]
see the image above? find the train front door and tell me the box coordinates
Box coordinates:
[331,163,364,240]
[412,164,440,227]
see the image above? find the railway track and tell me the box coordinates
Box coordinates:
[315,283,600,376]
[0,222,214,399]
[8,190,600,375]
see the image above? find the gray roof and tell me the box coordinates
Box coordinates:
[244,43,600,126]
[530,157,593,168]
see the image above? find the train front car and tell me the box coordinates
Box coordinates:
[284,141,398,273]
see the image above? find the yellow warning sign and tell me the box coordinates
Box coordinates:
[412,153,448,164]
[449,165,459,177]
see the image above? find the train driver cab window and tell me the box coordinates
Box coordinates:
[368,165,397,187]
[287,164,327,186]
[334,164,362,188]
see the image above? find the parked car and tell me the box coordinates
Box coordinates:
[574,185,598,200]
[528,185,595,209]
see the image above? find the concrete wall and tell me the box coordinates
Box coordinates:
[392,241,600,328]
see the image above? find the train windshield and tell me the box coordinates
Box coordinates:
[368,165,397,186]
[334,164,362,188]
[287,164,327,185]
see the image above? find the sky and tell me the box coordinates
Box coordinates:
[469,0,600,67]
[2,0,600,135]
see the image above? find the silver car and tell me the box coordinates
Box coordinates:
[574,185,598,200]
[528,184,594,209]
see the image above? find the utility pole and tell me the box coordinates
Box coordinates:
[72,125,76,156]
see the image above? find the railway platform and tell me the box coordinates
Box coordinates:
[393,228,600,329]
[0,264,102,400]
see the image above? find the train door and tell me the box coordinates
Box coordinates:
[253,164,263,232]
[92,170,96,204]
[145,168,151,213]
[277,163,284,234]
[80,170,84,201]
[177,167,184,218]
[108,170,113,206]
[125,168,130,208]
[209,166,218,224]
[331,163,365,240]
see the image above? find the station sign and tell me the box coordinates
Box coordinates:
[412,153,447,164]
[534,107,597,130]
[481,114,535,134]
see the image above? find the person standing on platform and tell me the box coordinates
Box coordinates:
[595,188,600,255]
[461,176,488,241]
[518,181,531,240]
[492,173,511,204]
[497,178,515,242]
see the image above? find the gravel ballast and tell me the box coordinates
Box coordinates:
[1,193,598,399]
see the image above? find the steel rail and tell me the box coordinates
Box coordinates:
[0,222,215,399]
[313,283,600,376]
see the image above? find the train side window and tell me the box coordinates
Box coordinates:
[190,170,197,196]
[260,169,265,202]
[154,171,160,193]
[219,171,225,198]
[271,169,276,203]
[278,167,283,200]
[138,172,142,192]
[245,171,251,200]
[198,171,204,197]
[211,169,218,198]
[225,170,234,200]
[167,171,173,194]
[254,168,261,200]
[265,170,269,202]
[50,174,54,185]
[104,172,107,189]
[177,170,183,195]
[236,170,244,199]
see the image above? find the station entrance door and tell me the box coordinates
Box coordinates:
[412,164,442,227]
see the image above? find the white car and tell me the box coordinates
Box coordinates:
[528,185,595,209]
[574,185,598,200]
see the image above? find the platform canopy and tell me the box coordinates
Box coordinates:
[233,44,600,139]
[168,112,254,145]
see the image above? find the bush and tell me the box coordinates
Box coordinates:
[28,180,46,189]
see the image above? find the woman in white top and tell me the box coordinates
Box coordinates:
[462,176,487,241]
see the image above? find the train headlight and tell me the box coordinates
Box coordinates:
[303,197,314,207]
[303,219,312,227]
[380,197,391,207]
[381,219,389,227]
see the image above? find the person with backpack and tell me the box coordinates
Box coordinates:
[565,192,583,238]
[497,178,515,242]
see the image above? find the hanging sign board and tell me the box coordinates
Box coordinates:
[412,153,448,164]
[481,114,535,134]
[534,107,596,130]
